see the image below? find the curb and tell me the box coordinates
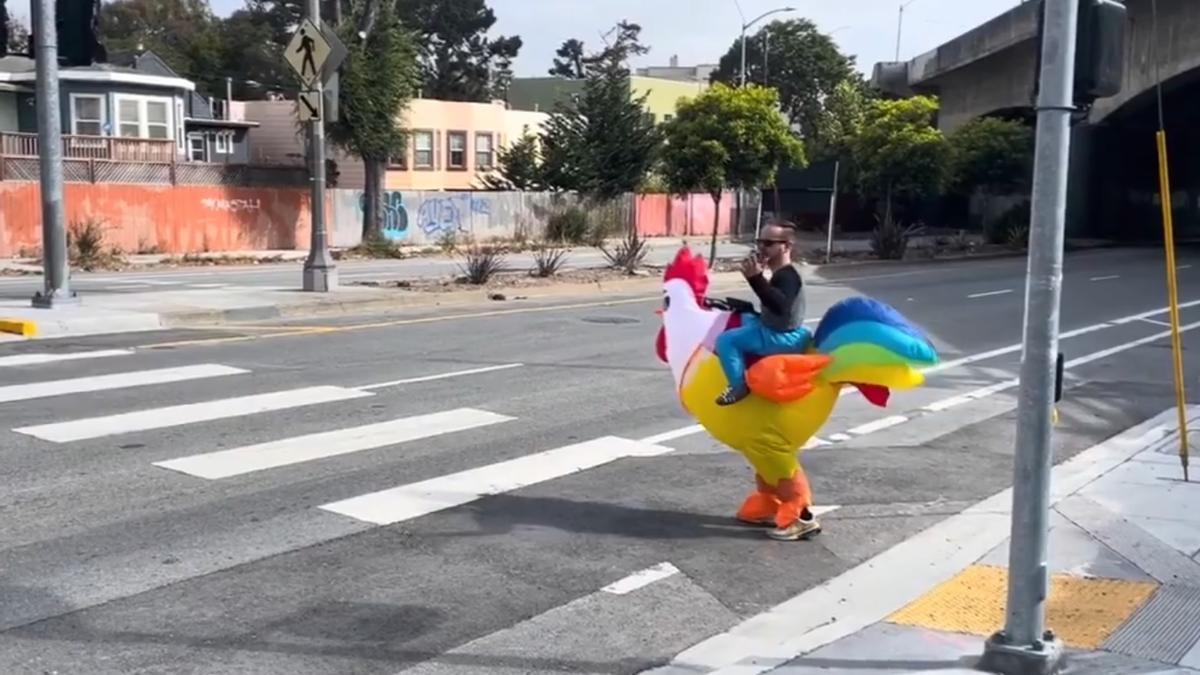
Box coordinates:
[159,273,747,327]
[0,318,36,337]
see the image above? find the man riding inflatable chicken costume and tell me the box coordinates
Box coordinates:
[655,221,939,541]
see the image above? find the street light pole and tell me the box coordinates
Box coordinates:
[31,0,75,308]
[979,0,1079,672]
[736,5,795,86]
[895,0,920,62]
[301,0,337,292]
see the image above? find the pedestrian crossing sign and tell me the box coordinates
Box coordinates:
[285,18,333,87]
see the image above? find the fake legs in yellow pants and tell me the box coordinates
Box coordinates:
[736,465,813,528]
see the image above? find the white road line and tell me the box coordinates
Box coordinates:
[15,386,374,443]
[640,424,703,445]
[0,364,247,404]
[922,380,1016,413]
[319,435,673,526]
[1090,275,1120,282]
[848,415,908,435]
[358,363,524,390]
[828,433,853,442]
[154,408,514,480]
[967,289,1013,299]
[0,349,132,368]
[1138,317,1173,328]
[1111,298,1200,324]
[602,563,681,595]
[1180,265,1193,270]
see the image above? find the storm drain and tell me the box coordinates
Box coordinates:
[1103,584,1200,664]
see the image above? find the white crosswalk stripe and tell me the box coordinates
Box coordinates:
[0,364,248,404]
[153,408,516,479]
[13,385,375,442]
[0,349,133,368]
[319,435,674,526]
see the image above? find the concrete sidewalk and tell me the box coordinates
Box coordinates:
[646,405,1200,674]
[0,271,749,339]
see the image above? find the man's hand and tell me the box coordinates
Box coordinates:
[740,255,763,280]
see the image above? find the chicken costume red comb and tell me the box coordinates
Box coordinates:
[663,247,709,300]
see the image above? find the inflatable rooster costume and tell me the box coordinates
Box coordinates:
[654,247,939,540]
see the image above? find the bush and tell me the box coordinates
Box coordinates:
[460,245,507,284]
[601,227,649,274]
[546,208,590,244]
[68,218,125,271]
[869,214,920,261]
[531,245,568,277]
[990,203,1031,249]
[351,231,405,259]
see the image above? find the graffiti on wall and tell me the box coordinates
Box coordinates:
[202,197,261,212]
[358,191,410,241]
[415,194,492,238]
[355,192,494,242]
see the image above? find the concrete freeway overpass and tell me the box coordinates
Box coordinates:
[872,0,1200,240]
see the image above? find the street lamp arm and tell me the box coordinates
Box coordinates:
[744,6,795,30]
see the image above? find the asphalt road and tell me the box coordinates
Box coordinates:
[1,247,1198,674]
[0,241,754,299]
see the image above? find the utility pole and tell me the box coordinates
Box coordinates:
[979,0,1078,672]
[31,0,75,308]
[300,0,336,292]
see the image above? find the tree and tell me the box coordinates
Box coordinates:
[480,131,543,190]
[853,95,948,224]
[395,0,522,102]
[548,20,649,79]
[948,117,1034,196]
[1,4,28,57]
[711,19,855,140]
[661,83,805,264]
[808,75,874,162]
[100,0,222,90]
[539,23,660,202]
[327,0,421,239]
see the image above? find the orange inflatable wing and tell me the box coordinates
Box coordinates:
[746,354,833,403]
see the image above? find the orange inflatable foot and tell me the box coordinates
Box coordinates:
[736,491,781,525]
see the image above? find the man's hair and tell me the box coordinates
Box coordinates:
[765,219,797,243]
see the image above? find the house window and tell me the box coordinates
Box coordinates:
[114,94,173,139]
[176,99,185,151]
[447,131,467,170]
[188,134,207,162]
[413,130,434,168]
[389,139,408,169]
[475,132,494,170]
[69,94,105,136]
[215,132,230,154]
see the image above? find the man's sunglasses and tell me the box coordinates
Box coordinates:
[755,238,789,246]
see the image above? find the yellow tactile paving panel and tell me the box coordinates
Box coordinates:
[887,564,1159,649]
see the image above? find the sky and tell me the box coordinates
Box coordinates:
[10,0,1023,76]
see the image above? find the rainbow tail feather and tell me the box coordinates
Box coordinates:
[813,297,939,407]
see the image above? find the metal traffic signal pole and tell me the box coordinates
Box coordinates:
[301,0,336,292]
[30,0,76,308]
[979,0,1078,672]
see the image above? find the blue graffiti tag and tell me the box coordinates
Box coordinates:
[415,195,494,238]
[358,191,409,241]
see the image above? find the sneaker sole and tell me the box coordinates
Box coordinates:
[766,526,822,541]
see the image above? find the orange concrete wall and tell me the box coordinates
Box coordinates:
[635,193,735,237]
[0,182,311,257]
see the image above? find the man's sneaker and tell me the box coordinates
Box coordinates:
[716,386,749,406]
[767,515,822,541]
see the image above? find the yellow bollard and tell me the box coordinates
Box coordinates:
[1156,130,1190,482]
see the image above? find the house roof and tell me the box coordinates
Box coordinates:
[0,55,195,90]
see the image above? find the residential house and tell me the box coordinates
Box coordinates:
[635,56,717,83]
[506,75,708,124]
[0,51,256,165]
[242,97,550,191]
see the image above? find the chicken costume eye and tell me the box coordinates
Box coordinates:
[655,246,938,541]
